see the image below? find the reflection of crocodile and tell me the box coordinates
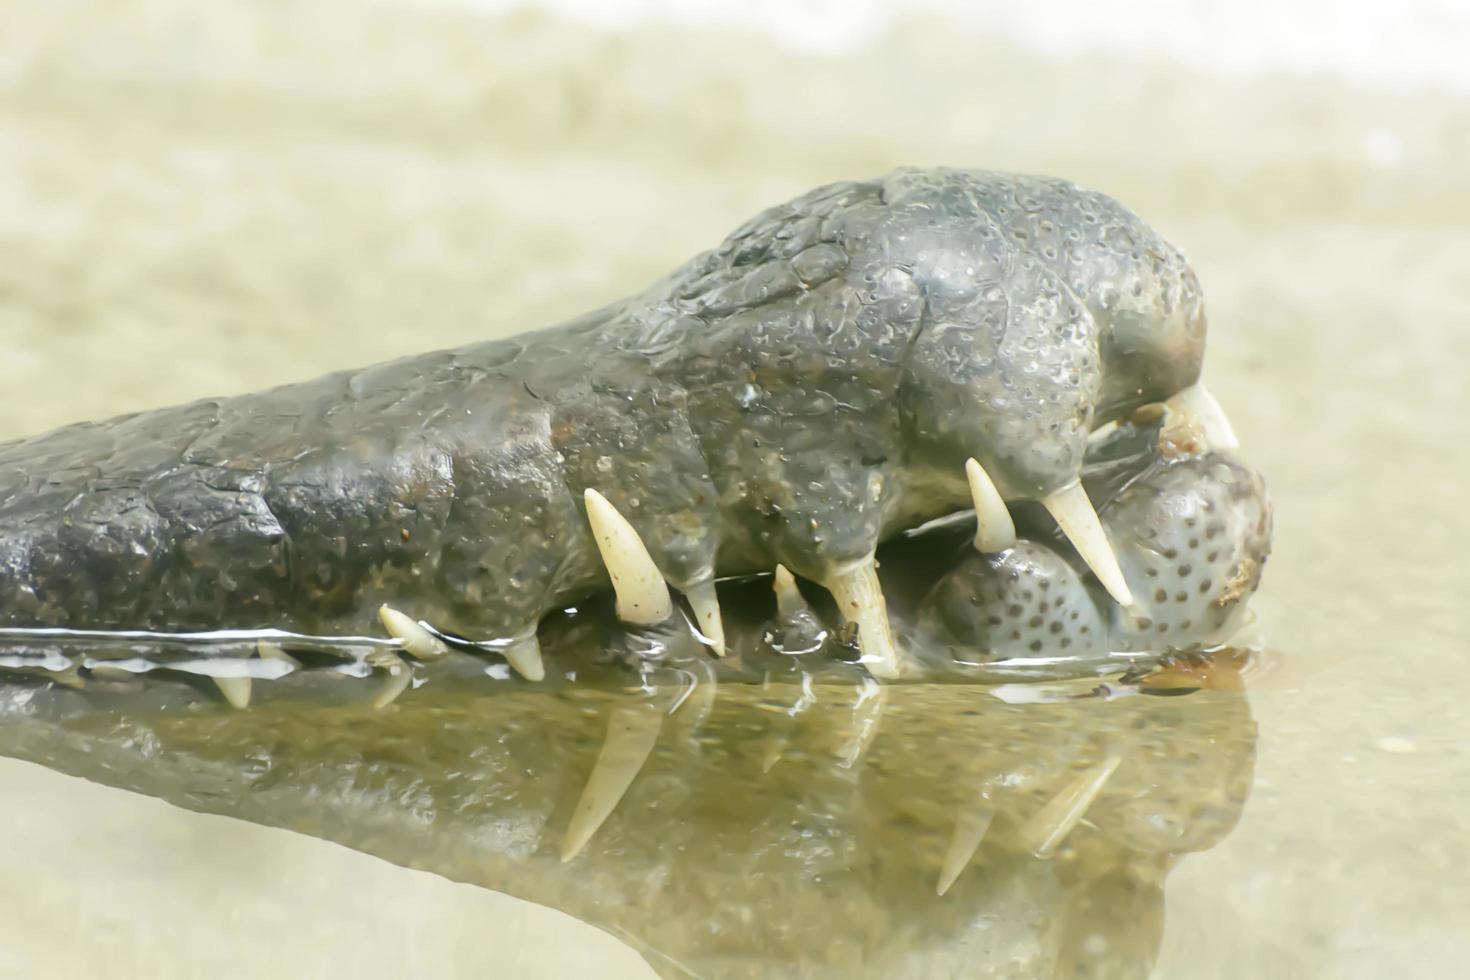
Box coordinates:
[0,654,1257,978]
[0,414,1265,976]
[0,169,1268,975]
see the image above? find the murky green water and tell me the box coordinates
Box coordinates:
[0,1,1466,976]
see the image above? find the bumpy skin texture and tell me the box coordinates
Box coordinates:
[0,168,1205,644]
[922,541,1110,663]
[1104,453,1271,649]
[919,434,1271,663]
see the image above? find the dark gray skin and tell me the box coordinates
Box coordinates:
[0,167,1205,653]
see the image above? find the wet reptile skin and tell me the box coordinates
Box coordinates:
[0,167,1206,644]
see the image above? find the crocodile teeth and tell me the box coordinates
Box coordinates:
[561,704,664,862]
[772,563,807,619]
[502,632,545,682]
[1166,380,1239,450]
[937,802,995,897]
[209,639,289,708]
[377,605,450,660]
[584,489,674,626]
[824,556,901,679]
[370,654,414,710]
[682,579,726,657]
[211,675,252,710]
[1019,751,1123,859]
[965,458,1016,553]
[1042,482,1134,606]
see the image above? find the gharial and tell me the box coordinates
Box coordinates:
[0,167,1267,873]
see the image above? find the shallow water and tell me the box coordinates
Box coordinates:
[0,1,1467,976]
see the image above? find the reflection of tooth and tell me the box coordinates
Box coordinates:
[584,489,674,626]
[671,654,719,733]
[378,605,450,660]
[839,679,886,769]
[761,734,788,773]
[48,663,86,690]
[1042,482,1134,606]
[937,802,995,896]
[772,564,808,619]
[682,579,725,656]
[965,458,1016,553]
[561,704,664,862]
[256,639,300,670]
[1166,381,1239,450]
[370,654,413,709]
[88,664,137,683]
[761,663,815,773]
[1021,751,1122,859]
[824,556,901,679]
[502,632,545,682]
[212,675,252,710]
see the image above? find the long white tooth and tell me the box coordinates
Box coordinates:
[212,675,252,710]
[772,563,808,620]
[824,556,902,680]
[965,458,1016,553]
[377,605,450,660]
[561,704,663,862]
[502,632,545,682]
[1042,482,1134,606]
[583,489,674,626]
[937,802,995,897]
[1020,751,1122,859]
[682,579,725,657]
[1166,381,1239,450]
[370,653,413,709]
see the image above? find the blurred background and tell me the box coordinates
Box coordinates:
[0,0,1467,976]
